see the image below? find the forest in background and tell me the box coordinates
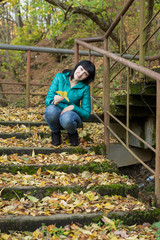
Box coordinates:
[0,0,159,106]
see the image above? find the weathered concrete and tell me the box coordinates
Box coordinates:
[0,183,139,200]
[0,146,87,155]
[0,209,159,232]
[108,143,153,167]
[0,213,103,232]
[110,116,155,149]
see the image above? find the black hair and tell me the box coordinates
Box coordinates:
[62,60,96,85]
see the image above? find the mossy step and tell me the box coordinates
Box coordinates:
[115,94,156,107]
[0,145,106,156]
[0,209,159,232]
[0,183,139,200]
[110,104,156,117]
[0,132,50,139]
[0,114,103,126]
[0,161,118,174]
[130,82,156,95]
[0,121,47,127]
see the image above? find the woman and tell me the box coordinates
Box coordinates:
[45,60,96,146]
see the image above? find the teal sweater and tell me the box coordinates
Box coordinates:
[45,72,91,119]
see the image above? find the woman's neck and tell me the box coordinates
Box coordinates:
[70,78,78,88]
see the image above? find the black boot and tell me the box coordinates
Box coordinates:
[68,131,79,146]
[51,131,61,146]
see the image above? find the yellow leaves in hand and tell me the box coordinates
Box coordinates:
[56,91,69,102]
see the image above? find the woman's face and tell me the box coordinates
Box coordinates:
[74,65,89,81]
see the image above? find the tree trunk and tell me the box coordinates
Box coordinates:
[14,1,24,27]
[145,0,154,52]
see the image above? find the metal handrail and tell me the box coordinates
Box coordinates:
[75,39,160,81]
[74,36,160,206]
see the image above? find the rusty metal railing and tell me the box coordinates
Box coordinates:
[74,0,160,207]
[74,37,160,205]
[0,44,102,107]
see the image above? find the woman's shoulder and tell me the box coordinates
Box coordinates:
[55,72,69,79]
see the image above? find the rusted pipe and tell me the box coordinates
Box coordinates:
[26,50,31,108]
[75,39,160,81]
[155,79,160,207]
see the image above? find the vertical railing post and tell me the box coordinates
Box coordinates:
[155,79,160,207]
[60,55,63,72]
[74,41,79,65]
[26,50,31,108]
[139,0,146,78]
[126,68,130,146]
[90,55,95,113]
[103,38,110,155]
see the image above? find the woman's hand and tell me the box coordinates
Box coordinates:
[53,95,64,105]
[60,105,74,115]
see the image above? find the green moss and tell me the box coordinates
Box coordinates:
[130,83,143,94]
[1,183,139,200]
[1,189,26,200]
[92,184,139,198]
[91,215,103,223]
[0,159,118,175]
[90,144,106,155]
[122,209,160,225]
[108,209,160,225]
[87,161,118,174]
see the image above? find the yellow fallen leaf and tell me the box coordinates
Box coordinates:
[37,167,41,175]
[85,191,99,201]
[32,229,41,238]
[39,181,46,187]
[0,233,10,240]
[56,91,69,101]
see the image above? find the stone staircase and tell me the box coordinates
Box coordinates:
[0,106,159,237]
[111,67,159,149]
[108,70,158,167]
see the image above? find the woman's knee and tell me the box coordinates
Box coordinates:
[60,111,81,130]
[45,105,60,121]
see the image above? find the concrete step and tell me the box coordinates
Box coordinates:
[0,145,107,156]
[0,183,138,200]
[0,209,159,232]
[0,160,118,175]
[0,132,50,139]
[115,94,156,107]
[110,104,156,118]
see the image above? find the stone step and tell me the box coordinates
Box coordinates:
[0,209,159,232]
[0,114,103,126]
[0,190,159,232]
[110,104,156,118]
[0,121,47,127]
[0,183,138,200]
[0,132,50,139]
[0,161,118,174]
[130,82,156,95]
[0,145,106,156]
[115,94,156,107]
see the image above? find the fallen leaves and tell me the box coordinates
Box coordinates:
[0,105,155,240]
[0,221,157,239]
[0,106,118,145]
[0,106,45,122]
[0,191,147,216]
[0,152,108,165]
[0,169,134,187]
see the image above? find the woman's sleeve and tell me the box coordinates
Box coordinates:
[45,74,59,106]
[73,87,91,119]
[45,73,69,109]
